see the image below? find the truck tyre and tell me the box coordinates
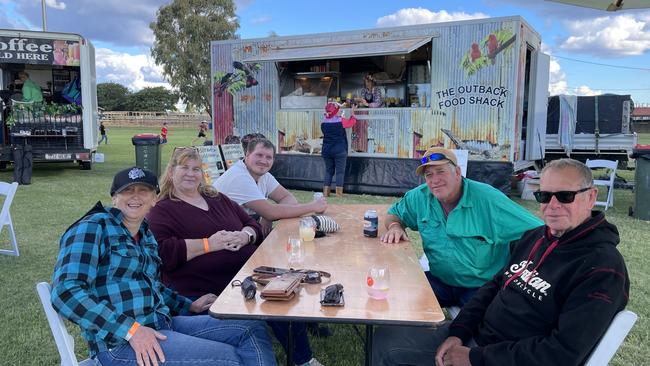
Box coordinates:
[80,161,92,170]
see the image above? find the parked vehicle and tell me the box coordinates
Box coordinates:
[545,94,636,167]
[0,29,98,170]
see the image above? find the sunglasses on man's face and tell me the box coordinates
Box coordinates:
[533,187,592,204]
[420,153,454,166]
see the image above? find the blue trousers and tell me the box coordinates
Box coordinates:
[323,151,347,187]
[95,315,277,366]
[425,271,479,308]
[268,321,313,365]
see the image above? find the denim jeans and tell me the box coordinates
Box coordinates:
[372,322,451,366]
[425,271,479,308]
[322,151,347,187]
[268,321,313,365]
[95,315,277,366]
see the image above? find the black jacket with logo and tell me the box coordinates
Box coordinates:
[448,211,629,366]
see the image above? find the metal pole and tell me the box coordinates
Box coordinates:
[41,0,47,31]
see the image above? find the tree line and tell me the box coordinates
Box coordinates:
[97,83,178,112]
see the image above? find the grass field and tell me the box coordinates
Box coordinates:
[0,127,647,365]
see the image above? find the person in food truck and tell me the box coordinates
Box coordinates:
[50,166,276,366]
[357,73,383,108]
[380,147,542,307]
[373,158,629,366]
[18,71,43,103]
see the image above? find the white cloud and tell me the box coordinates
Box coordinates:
[376,8,488,27]
[547,55,602,96]
[574,85,602,96]
[548,57,568,95]
[46,0,66,10]
[95,48,169,91]
[559,14,650,56]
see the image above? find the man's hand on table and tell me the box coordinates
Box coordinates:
[190,293,217,313]
[435,336,471,366]
[311,197,327,214]
[380,224,410,243]
[259,217,274,237]
[129,326,167,366]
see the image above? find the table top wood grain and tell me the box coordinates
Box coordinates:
[209,204,445,326]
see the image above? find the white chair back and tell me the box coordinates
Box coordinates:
[36,282,94,366]
[0,181,19,256]
[584,310,637,366]
[586,159,618,210]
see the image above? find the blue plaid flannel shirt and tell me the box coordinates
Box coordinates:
[51,202,192,357]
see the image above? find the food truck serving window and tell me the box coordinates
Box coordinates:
[242,37,432,62]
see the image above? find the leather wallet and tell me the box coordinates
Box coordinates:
[260,273,303,301]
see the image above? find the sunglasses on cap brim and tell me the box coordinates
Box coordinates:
[533,187,592,204]
[420,153,455,166]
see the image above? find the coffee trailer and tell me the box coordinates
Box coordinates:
[0,29,98,170]
[210,16,549,194]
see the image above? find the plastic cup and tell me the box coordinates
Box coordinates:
[366,266,390,300]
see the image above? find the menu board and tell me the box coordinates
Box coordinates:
[195,146,226,185]
[220,144,245,169]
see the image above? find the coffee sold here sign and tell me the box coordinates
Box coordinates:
[0,36,80,66]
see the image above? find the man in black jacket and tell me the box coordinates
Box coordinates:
[373,158,630,366]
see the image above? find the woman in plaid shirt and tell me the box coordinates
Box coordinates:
[51,166,277,366]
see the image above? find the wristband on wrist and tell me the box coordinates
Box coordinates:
[388,222,403,231]
[203,238,210,253]
[126,321,140,341]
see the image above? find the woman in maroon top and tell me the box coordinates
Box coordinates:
[147,147,262,297]
[148,148,322,366]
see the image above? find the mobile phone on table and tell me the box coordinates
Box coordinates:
[253,266,289,275]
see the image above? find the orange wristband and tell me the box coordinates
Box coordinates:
[388,222,403,230]
[126,321,140,340]
[203,238,210,253]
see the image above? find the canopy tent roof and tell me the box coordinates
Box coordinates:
[545,0,650,11]
[242,37,432,62]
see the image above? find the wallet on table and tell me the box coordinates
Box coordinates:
[260,273,303,301]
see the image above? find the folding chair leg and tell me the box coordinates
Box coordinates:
[0,214,19,257]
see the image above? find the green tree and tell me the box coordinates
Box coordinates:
[150,0,238,117]
[97,82,130,111]
[124,87,178,112]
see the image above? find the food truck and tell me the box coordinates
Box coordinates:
[210,16,550,194]
[0,29,98,170]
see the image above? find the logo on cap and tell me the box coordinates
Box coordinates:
[128,167,146,180]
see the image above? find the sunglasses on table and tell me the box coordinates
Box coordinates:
[533,187,592,204]
[420,153,455,166]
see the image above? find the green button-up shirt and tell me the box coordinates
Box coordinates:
[389,178,543,288]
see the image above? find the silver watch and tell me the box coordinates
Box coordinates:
[244,229,254,244]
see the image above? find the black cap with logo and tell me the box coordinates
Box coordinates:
[110,166,160,196]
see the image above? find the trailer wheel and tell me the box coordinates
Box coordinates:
[80,161,92,170]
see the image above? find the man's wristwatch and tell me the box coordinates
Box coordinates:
[243,228,255,244]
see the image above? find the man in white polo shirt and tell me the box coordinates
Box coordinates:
[215,136,327,236]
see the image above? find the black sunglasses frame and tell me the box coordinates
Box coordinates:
[533,187,592,204]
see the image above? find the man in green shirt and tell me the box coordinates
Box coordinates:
[381,147,543,307]
[18,71,43,103]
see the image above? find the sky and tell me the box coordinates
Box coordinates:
[2,0,650,105]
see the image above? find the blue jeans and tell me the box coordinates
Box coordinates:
[98,134,108,145]
[425,271,478,308]
[323,151,347,187]
[372,323,451,366]
[96,315,277,366]
[268,321,313,365]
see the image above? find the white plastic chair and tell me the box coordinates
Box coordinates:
[36,282,94,366]
[586,159,618,210]
[0,182,19,256]
[584,310,638,366]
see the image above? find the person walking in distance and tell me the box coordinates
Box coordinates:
[98,121,108,145]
